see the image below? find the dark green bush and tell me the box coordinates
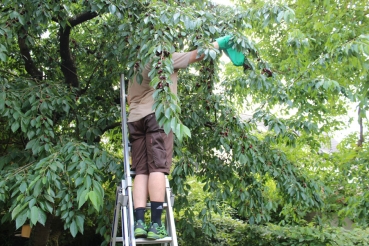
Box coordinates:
[178,217,369,246]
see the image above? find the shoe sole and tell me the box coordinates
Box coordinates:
[135,228,147,238]
[135,234,147,238]
[147,233,165,240]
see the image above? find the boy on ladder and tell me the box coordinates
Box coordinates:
[126,35,244,240]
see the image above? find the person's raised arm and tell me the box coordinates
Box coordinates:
[188,41,219,64]
[188,35,245,66]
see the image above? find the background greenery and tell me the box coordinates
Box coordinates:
[1,0,368,245]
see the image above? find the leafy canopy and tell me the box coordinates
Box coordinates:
[1,0,369,244]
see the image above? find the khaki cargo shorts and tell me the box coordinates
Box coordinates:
[128,113,173,175]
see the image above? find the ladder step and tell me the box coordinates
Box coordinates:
[135,237,173,244]
[114,237,173,244]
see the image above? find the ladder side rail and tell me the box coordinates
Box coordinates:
[121,200,129,246]
[121,180,130,246]
[127,185,136,246]
[120,74,132,185]
[165,178,178,246]
[120,75,136,245]
[110,186,121,246]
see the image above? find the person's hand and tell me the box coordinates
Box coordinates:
[216,35,245,66]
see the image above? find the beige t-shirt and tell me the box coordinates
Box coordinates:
[127,52,191,122]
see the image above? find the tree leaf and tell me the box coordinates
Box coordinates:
[209,49,216,60]
[40,101,48,115]
[30,206,39,225]
[88,190,100,211]
[78,189,89,209]
[0,52,6,62]
[38,209,47,226]
[181,124,191,139]
[12,203,27,220]
[173,12,180,22]
[33,179,42,197]
[108,5,116,14]
[209,26,215,34]
[70,220,78,237]
[164,120,171,134]
[75,215,85,233]
[19,182,27,193]
[15,210,28,229]
[11,121,20,132]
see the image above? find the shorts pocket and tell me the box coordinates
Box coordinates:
[151,132,167,168]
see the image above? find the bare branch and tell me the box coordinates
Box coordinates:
[60,25,78,87]
[102,122,122,133]
[93,122,122,143]
[59,11,99,88]
[17,29,43,80]
[79,62,101,95]
[69,11,99,27]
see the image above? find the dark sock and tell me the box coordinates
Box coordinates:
[150,201,163,226]
[134,207,146,222]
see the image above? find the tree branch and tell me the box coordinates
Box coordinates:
[93,122,122,143]
[59,11,99,88]
[0,68,19,78]
[17,29,43,81]
[102,122,122,133]
[79,62,101,95]
[94,96,121,105]
[59,25,78,87]
[69,11,99,27]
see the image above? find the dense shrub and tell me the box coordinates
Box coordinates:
[178,217,369,246]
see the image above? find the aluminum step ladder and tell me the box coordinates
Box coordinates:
[110,74,178,246]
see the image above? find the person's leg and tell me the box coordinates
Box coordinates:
[144,114,173,239]
[148,172,166,201]
[133,174,149,238]
[129,120,149,210]
[147,172,167,240]
[128,120,149,238]
[133,174,149,218]
[133,174,149,208]
[148,172,166,226]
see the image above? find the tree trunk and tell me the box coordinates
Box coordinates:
[48,216,64,246]
[30,214,53,246]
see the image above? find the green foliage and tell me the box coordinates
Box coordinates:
[1,0,369,244]
[178,215,369,246]
[1,138,120,235]
[326,134,369,227]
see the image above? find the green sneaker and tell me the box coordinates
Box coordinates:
[134,220,147,238]
[147,222,167,239]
